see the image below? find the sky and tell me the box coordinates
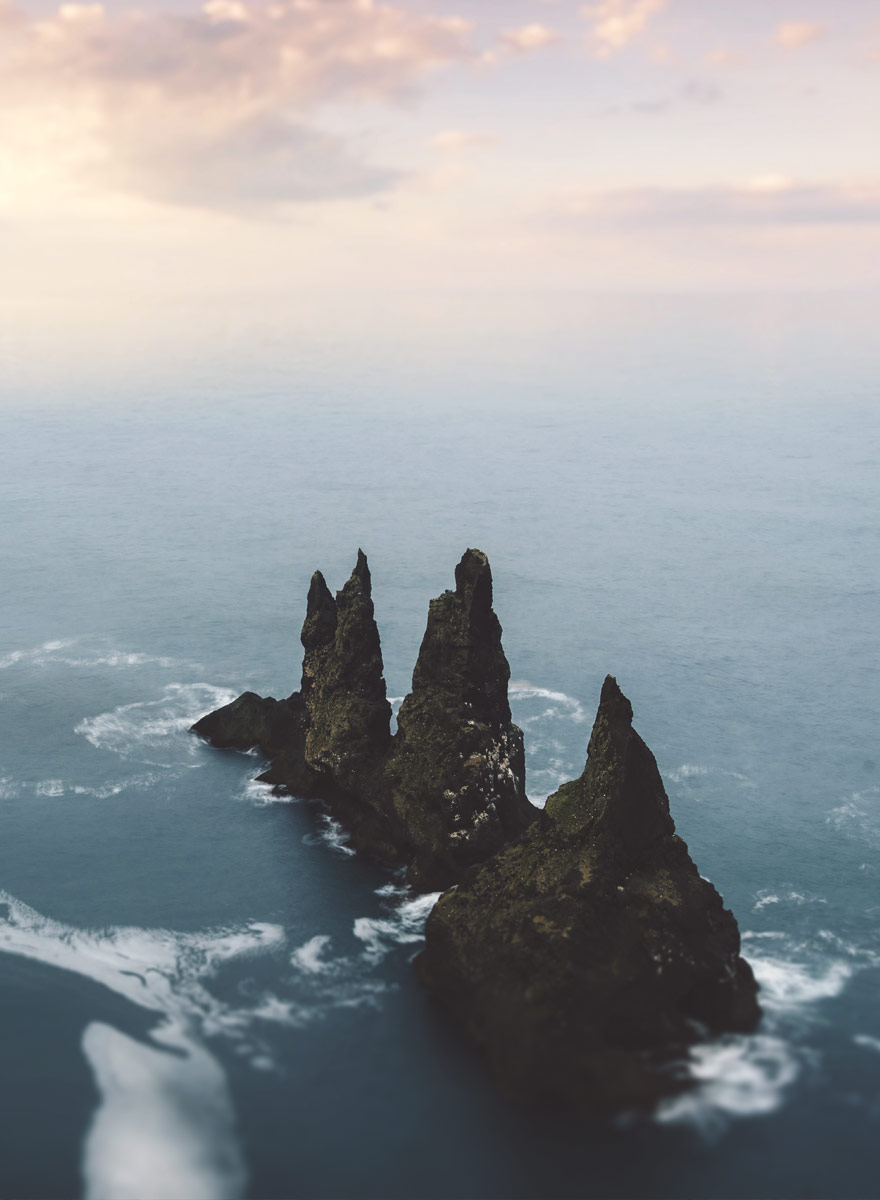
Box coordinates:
[1,0,879,310]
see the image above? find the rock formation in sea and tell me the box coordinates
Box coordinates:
[416,674,761,1113]
[192,548,535,885]
[385,549,536,890]
[194,553,760,1112]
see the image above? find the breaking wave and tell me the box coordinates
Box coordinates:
[353,892,440,963]
[75,684,238,763]
[303,814,355,857]
[509,681,589,806]
[657,927,880,1133]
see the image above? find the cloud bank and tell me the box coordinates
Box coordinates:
[545,180,880,231]
[0,0,473,209]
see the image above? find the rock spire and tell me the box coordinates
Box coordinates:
[416,675,761,1112]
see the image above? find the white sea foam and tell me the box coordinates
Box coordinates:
[242,777,294,807]
[0,778,17,800]
[509,681,588,724]
[854,1034,880,1055]
[35,779,65,797]
[748,954,853,1010]
[71,773,165,799]
[0,639,184,672]
[754,887,827,912]
[657,1035,800,1133]
[0,893,291,1200]
[76,684,237,761]
[353,892,440,962]
[303,814,355,856]
[291,934,334,975]
[660,928,880,1133]
[0,639,76,669]
[827,789,880,846]
[0,890,286,1035]
[81,1019,247,1200]
[667,763,709,784]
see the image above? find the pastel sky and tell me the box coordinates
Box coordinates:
[2,0,879,303]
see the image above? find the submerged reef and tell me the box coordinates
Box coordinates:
[193,550,760,1112]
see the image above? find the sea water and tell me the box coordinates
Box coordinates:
[0,291,878,1198]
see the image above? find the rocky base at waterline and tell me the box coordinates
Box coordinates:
[192,549,536,890]
[417,675,761,1113]
[193,550,760,1112]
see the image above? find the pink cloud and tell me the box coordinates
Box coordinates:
[0,0,474,208]
[543,180,880,230]
[499,24,560,54]
[582,0,667,58]
[776,21,827,49]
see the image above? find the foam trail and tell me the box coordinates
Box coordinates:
[82,1019,246,1200]
[0,890,285,1033]
[658,929,880,1132]
[303,814,355,856]
[75,684,238,761]
[656,1035,799,1133]
[509,681,588,723]
[353,892,440,962]
[0,639,184,672]
[291,935,333,975]
[854,1035,880,1055]
[0,894,287,1200]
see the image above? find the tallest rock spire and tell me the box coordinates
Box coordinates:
[387,549,536,890]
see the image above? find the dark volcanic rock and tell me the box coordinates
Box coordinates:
[300,550,392,794]
[386,549,537,891]
[192,549,533,880]
[417,675,761,1113]
[192,690,323,797]
[297,551,400,860]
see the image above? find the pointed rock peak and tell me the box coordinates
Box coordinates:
[546,676,673,856]
[301,570,337,654]
[454,548,493,607]
[306,570,334,617]
[598,674,634,731]
[342,549,372,599]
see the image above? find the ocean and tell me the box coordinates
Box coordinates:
[1,291,878,1198]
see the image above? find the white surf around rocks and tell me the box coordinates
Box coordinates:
[657,926,879,1134]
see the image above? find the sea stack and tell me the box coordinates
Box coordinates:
[192,549,534,886]
[386,549,536,890]
[417,675,761,1112]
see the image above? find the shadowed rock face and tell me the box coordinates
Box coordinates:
[387,549,536,890]
[417,675,761,1113]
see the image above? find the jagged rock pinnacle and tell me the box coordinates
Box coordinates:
[418,675,761,1112]
[545,673,674,857]
[388,549,536,890]
[302,552,391,790]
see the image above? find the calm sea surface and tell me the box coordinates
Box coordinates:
[0,292,878,1198]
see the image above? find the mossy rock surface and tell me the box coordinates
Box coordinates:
[386,550,536,890]
[417,675,761,1113]
[192,549,533,885]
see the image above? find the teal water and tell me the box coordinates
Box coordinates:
[1,293,878,1198]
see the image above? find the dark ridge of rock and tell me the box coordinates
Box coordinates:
[302,550,392,792]
[192,691,324,797]
[386,549,537,892]
[416,675,761,1113]
[297,551,400,861]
